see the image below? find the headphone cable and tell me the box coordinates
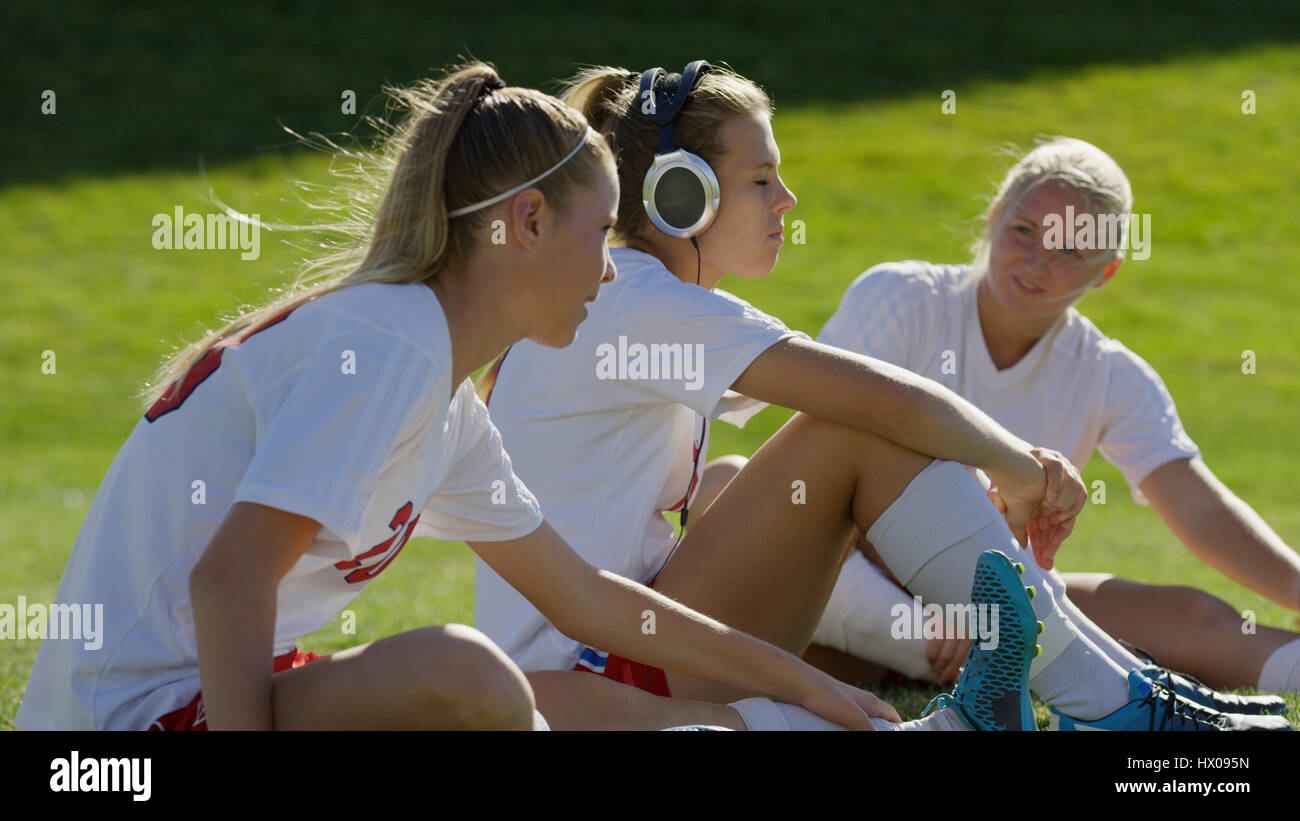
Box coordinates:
[690,235,701,286]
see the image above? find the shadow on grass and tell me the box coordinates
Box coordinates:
[3,0,1297,185]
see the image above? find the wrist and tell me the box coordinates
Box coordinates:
[988,442,1041,489]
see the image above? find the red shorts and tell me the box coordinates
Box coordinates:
[572,646,671,697]
[148,647,328,731]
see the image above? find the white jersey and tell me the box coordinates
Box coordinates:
[818,261,1200,503]
[476,247,807,671]
[17,282,543,730]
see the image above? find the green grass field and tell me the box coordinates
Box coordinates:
[3,2,1299,729]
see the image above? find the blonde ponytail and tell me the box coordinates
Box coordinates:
[144,61,611,408]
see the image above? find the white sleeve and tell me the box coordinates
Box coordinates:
[1097,345,1201,504]
[418,384,544,543]
[817,265,917,368]
[232,332,436,556]
[607,281,808,420]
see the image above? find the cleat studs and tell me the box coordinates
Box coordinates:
[1034,645,1042,657]
[1014,562,1025,573]
[1025,586,1037,599]
[1037,621,1045,634]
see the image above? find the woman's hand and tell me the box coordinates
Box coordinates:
[987,447,1085,569]
[926,631,972,685]
[796,673,902,730]
[475,521,905,730]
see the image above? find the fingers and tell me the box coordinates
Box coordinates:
[1030,447,1086,517]
[987,485,1008,514]
[1008,517,1029,552]
[942,639,971,684]
[929,636,968,685]
[861,691,901,724]
[925,634,941,665]
[1040,457,1065,506]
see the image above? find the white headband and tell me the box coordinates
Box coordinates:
[447,127,596,218]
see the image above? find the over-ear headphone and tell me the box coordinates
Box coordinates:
[637,60,720,239]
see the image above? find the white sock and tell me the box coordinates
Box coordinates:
[869,460,1130,721]
[871,708,972,732]
[532,709,550,731]
[727,697,968,732]
[1040,568,1147,671]
[812,550,935,682]
[1258,637,1300,693]
[728,697,847,731]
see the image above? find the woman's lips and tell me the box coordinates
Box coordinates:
[1011,274,1043,294]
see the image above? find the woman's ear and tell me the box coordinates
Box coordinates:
[508,189,548,251]
[986,203,1001,234]
[1095,254,1123,288]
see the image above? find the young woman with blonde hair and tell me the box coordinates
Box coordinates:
[811,136,1300,713]
[476,63,1287,730]
[16,63,909,732]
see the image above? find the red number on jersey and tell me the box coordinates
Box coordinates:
[145,307,297,422]
[334,501,421,584]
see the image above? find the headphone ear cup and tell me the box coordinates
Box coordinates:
[643,150,720,239]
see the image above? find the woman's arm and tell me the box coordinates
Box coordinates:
[1140,456,1300,611]
[189,502,321,730]
[732,337,1084,564]
[471,521,902,730]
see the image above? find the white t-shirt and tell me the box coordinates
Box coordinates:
[17,283,543,730]
[476,247,807,672]
[818,261,1200,504]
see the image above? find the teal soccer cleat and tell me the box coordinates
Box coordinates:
[1136,665,1288,717]
[938,549,1042,731]
[1050,670,1293,731]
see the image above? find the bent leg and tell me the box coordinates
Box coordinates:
[694,454,749,516]
[271,624,535,730]
[1062,572,1296,690]
[655,412,933,702]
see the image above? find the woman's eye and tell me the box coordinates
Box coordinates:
[755,179,769,186]
[1015,225,1033,235]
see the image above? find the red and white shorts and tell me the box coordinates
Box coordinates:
[148,647,328,731]
[572,646,672,697]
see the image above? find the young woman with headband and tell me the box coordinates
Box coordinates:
[16,63,909,732]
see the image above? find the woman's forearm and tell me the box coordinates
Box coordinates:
[552,567,815,705]
[190,561,279,730]
[1195,503,1300,610]
[736,338,1042,483]
[1144,458,1300,611]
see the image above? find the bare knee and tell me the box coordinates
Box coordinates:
[1163,586,1238,636]
[696,454,749,514]
[414,624,535,730]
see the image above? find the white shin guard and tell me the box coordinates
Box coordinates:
[867,460,1130,719]
[811,550,935,682]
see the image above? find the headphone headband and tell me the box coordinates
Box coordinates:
[636,60,720,241]
[638,61,710,152]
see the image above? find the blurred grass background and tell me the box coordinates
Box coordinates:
[2,1,1299,728]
